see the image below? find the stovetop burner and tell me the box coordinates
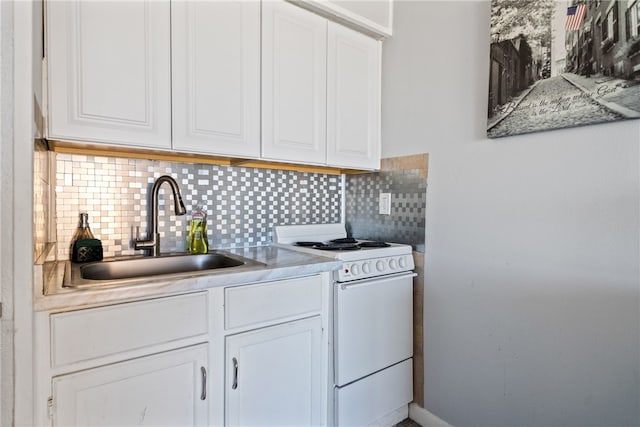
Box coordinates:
[330,237,358,244]
[294,241,323,247]
[312,243,361,251]
[358,241,391,248]
[294,239,390,251]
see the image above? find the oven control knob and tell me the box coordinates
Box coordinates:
[376,260,386,272]
[362,262,371,274]
[351,264,360,275]
[399,256,408,269]
[389,258,397,269]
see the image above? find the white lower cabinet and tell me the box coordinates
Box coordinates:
[38,274,329,426]
[52,344,209,426]
[225,316,323,426]
[39,292,211,426]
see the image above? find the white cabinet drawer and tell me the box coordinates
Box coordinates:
[225,275,323,330]
[50,292,208,368]
[335,358,413,426]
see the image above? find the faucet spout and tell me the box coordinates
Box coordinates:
[134,175,186,256]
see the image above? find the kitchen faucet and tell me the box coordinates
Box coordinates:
[134,175,187,257]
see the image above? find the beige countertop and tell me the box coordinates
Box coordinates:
[35,245,341,312]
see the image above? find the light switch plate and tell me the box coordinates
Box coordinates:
[379,192,391,215]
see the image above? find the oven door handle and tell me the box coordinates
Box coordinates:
[338,272,417,290]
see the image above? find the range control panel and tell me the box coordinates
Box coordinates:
[335,254,415,282]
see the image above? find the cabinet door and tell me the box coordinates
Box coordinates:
[327,22,381,170]
[262,0,327,165]
[172,1,260,157]
[226,317,323,426]
[52,344,209,426]
[46,0,171,148]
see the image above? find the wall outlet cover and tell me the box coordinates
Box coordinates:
[379,192,391,215]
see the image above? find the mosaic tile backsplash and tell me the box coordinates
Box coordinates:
[345,154,428,252]
[55,154,342,260]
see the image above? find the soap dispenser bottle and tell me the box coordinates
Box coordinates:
[188,206,209,254]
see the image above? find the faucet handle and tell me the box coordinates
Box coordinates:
[134,226,150,251]
[135,225,147,244]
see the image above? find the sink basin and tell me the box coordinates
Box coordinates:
[64,252,265,288]
[80,253,245,281]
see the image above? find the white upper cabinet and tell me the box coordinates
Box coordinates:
[327,22,381,170]
[46,0,171,149]
[262,0,381,170]
[261,0,328,165]
[172,1,260,158]
[46,0,383,170]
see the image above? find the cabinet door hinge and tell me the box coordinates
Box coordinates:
[47,396,54,419]
[0,302,3,319]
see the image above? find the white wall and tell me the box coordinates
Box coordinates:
[0,1,5,424]
[12,1,37,425]
[0,1,13,425]
[383,1,640,426]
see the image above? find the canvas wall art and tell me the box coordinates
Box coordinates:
[488,0,640,138]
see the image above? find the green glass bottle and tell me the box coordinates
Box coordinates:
[188,206,209,254]
[70,212,95,258]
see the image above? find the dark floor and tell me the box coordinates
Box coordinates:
[394,418,421,427]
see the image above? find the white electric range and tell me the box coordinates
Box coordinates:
[274,223,415,426]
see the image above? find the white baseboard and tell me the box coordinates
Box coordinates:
[409,403,453,427]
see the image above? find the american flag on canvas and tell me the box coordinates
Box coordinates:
[566,4,587,30]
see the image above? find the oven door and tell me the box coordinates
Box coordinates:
[334,272,415,387]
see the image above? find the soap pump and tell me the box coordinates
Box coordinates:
[187,206,209,254]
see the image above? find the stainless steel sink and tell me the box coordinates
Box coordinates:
[64,252,265,288]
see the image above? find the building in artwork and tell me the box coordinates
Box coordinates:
[566,0,640,79]
[488,35,534,116]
